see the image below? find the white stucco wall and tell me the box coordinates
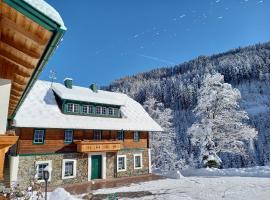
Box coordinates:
[0,79,11,134]
[9,155,19,183]
[148,148,152,173]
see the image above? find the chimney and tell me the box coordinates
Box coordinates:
[64,78,72,89]
[90,83,98,93]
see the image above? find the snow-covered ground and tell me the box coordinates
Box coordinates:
[48,166,270,200]
[94,176,270,200]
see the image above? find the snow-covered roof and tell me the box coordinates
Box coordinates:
[23,0,66,29]
[14,80,163,132]
[52,82,126,106]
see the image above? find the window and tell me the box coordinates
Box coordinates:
[133,131,140,142]
[33,129,45,144]
[64,129,73,143]
[93,130,102,140]
[88,105,94,114]
[134,154,143,169]
[35,161,52,182]
[67,103,79,113]
[67,103,73,112]
[108,107,113,115]
[117,155,126,172]
[62,159,77,179]
[82,105,88,114]
[96,106,101,115]
[113,108,119,117]
[102,107,107,115]
[73,104,79,113]
[117,130,124,141]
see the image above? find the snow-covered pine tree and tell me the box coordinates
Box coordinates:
[188,73,257,168]
[143,97,180,171]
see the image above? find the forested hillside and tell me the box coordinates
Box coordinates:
[105,42,270,169]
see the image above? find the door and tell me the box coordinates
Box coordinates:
[91,155,102,179]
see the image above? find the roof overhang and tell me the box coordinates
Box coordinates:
[0,0,66,119]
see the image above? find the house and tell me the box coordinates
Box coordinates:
[0,0,66,182]
[9,79,162,188]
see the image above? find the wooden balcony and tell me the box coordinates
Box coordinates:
[75,140,123,153]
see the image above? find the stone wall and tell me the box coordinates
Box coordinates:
[15,149,150,189]
[106,152,116,178]
[16,153,88,189]
[116,148,149,178]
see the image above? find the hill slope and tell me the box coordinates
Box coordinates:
[105,42,270,169]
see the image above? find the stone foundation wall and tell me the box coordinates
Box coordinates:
[116,148,149,178]
[106,152,116,178]
[16,153,88,189]
[15,149,150,189]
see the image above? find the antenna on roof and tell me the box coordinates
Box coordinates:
[49,69,57,88]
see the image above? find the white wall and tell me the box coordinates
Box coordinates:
[9,155,19,183]
[0,79,11,134]
[148,148,152,173]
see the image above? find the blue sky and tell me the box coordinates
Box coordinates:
[41,0,270,86]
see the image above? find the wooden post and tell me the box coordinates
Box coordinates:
[0,147,6,180]
[0,135,18,180]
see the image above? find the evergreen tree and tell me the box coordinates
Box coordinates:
[143,97,179,170]
[188,73,257,167]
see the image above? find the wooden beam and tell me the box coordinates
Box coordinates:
[11,86,24,96]
[9,103,16,109]
[9,98,18,105]
[0,38,41,59]
[0,55,32,77]
[1,16,48,46]
[13,73,28,85]
[0,49,35,69]
[12,82,25,92]
[10,94,21,101]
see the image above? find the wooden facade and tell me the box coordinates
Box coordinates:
[16,128,150,155]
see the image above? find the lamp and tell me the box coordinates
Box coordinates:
[43,166,51,200]
[43,170,49,181]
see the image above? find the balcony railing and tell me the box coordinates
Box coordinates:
[75,140,123,152]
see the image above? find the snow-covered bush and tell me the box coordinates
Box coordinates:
[0,178,44,200]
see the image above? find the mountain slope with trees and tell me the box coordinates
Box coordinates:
[105,42,270,169]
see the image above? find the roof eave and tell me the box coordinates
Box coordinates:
[3,0,66,119]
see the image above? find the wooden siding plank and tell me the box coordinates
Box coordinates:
[16,128,149,154]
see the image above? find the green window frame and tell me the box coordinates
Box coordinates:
[73,104,80,113]
[88,105,94,114]
[63,101,121,118]
[67,103,73,112]
[102,107,107,115]
[33,129,45,144]
[133,131,140,142]
[108,107,113,115]
[64,129,73,143]
[113,108,119,117]
[117,130,124,141]
[96,106,101,115]
[82,105,88,114]
[93,130,102,140]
